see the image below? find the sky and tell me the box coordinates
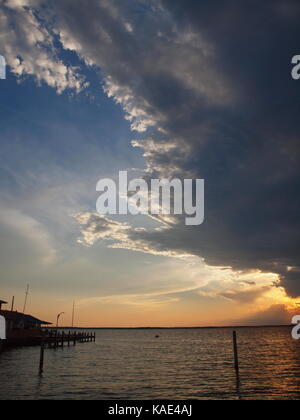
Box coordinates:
[0,0,299,327]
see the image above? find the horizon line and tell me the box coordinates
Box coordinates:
[53,324,292,330]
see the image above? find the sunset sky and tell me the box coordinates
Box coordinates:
[0,0,299,327]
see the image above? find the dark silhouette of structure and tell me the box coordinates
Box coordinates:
[0,299,51,347]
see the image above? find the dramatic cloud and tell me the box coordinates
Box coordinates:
[2,0,299,298]
[56,0,299,297]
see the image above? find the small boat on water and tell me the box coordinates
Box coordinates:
[0,299,52,348]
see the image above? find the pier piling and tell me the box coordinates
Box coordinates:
[233,331,240,381]
[54,330,58,349]
[39,338,45,375]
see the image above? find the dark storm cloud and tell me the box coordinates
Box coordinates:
[280,268,300,299]
[3,1,299,295]
[62,0,300,296]
[157,0,300,296]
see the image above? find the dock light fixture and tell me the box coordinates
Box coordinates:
[56,312,65,329]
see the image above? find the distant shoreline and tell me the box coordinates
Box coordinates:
[52,325,292,330]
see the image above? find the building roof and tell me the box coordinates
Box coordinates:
[0,310,52,325]
[0,300,7,305]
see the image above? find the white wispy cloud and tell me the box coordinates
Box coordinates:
[74,213,192,259]
[0,0,87,93]
[0,206,56,266]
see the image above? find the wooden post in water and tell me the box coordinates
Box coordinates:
[61,331,64,348]
[73,332,77,346]
[233,330,240,381]
[39,337,45,375]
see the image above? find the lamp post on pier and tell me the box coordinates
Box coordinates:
[56,312,65,329]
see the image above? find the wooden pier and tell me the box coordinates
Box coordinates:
[39,330,96,374]
[44,330,96,348]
